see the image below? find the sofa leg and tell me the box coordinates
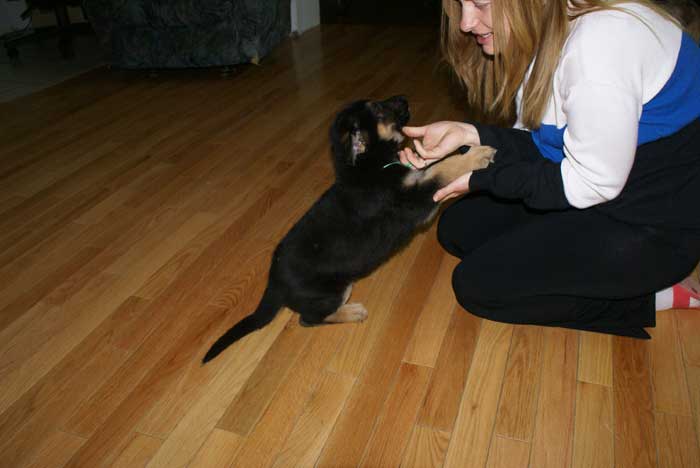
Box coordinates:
[221,66,235,78]
[148,69,159,78]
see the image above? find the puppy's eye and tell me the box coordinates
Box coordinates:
[367,102,385,119]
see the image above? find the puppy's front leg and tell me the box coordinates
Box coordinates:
[403,146,496,189]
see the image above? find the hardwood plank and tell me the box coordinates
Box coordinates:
[688,365,700,450]
[676,308,700,366]
[0,337,130,468]
[72,162,174,226]
[578,331,613,387]
[141,310,292,468]
[111,433,163,468]
[494,326,544,441]
[0,195,26,215]
[80,215,224,438]
[2,197,214,396]
[443,320,514,468]
[22,430,86,468]
[0,68,139,153]
[0,247,101,332]
[613,336,656,468]
[1,139,120,199]
[217,320,311,436]
[649,313,692,415]
[572,382,614,468]
[0,295,147,395]
[0,221,89,299]
[0,167,186,315]
[61,186,295,436]
[416,306,481,431]
[63,305,229,468]
[0,193,64,244]
[315,235,445,468]
[271,371,355,468]
[325,231,428,377]
[227,324,349,468]
[1,78,178,164]
[134,185,286,301]
[0,246,103,344]
[530,328,578,468]
[404,254,460,367]
[0,185,111,267]
[198,156,341,314]
[485,436,530,468]
[0,272,119,415]
[359,363,433,468]
[655,413,700,468]
[400,426,451,468]
[61,293,191,435]
[188,429,243,468]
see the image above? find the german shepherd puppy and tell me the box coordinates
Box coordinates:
[202,96,494,363]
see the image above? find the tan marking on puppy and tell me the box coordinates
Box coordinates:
[377,122,404,143]
[341,284,352,305]
[403,145,496,193]
[323,303,368,324]
[422,206,440,226]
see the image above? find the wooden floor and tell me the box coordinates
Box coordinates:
[0,24,699,468]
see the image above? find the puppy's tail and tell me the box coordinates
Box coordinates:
[202,286,283,364]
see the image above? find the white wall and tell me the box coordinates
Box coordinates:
[291,0,320,34]
[0,0,30,36]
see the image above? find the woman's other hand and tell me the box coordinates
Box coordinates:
[434,171,473,202]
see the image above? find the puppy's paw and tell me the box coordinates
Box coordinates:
[470,146,496,170]
[325,303,368,324]
[342,303,368,322]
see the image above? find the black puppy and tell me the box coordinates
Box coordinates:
[203,96,494,363]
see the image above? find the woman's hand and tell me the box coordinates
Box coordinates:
[433,171,473,202]
[399,121,480,168]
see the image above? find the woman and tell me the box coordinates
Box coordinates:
[399,0,700,337]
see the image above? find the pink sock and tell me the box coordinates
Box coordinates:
[655,284,700,311]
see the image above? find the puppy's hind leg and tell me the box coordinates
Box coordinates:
[341,284,352,305]
[298,285,367,327]
[323,285,367,324]
[322,303,368,324]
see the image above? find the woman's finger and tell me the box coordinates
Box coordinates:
[399,148,418,168]
[414,139,447,160]
[433,187,449,203]
[433,172,472,202]
[413,139,433,159]
[405,148,426,168]
[402,126,426,138]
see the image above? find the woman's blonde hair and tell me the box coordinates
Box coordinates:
[441,0,694,128]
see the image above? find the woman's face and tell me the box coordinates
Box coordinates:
[457,0,494,55]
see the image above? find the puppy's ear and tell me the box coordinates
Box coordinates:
[340,128,368,166]
[350,130,368,161]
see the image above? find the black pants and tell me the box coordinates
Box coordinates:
[439,121,700,338]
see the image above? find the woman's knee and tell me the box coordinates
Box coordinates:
[451,261,502,312]
[437,206,465,257]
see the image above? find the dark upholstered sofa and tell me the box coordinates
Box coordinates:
[83,0,291,69]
